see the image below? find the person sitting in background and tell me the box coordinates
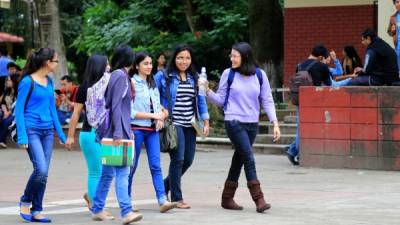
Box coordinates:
[0,46,12,97]
[347,28,400,86]
[342,45,362,75]
[0,74,19,148]
[327,50,343,76]
[57,75,78,125]
[7,62,22,77]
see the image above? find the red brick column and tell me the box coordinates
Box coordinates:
[299,86,400,171]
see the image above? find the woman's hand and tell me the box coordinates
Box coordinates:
[272,121,281,142]
[152,112,165,120]
[199,80,210,93]
[156,120,164,131]
[203,120,210,137]
[65,137,74,151]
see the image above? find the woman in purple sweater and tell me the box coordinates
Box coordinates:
[206,42,280,213]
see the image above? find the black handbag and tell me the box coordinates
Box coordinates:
[159,71,178,153]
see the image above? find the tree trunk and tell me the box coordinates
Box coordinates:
[36,0,68,88]
[182,0,196,33]
[249,0,283,91]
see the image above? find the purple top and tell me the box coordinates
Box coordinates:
[207,68,277,123]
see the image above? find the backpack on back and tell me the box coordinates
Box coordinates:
[289,61,317,106]
[223,68,263,111]
[85,72,111,128]
[8,75,34,143]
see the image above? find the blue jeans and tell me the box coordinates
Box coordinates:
[224,120,258,182]
[287,108,300,158]
[128,130,167,205]
[164,126,196,202]
[0,115,13,143]
[397,47,400,74]
[91,165,132,217]
[20,128,54,216]
[79,129,102,202]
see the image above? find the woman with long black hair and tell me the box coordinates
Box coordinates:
[90,45,142,224]
[16,48,66,222]
[128,51,177,213]
[155,44,210,209]
[206,42,280,213]
[65,54,110,210]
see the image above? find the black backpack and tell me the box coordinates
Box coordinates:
[289,61,317,106]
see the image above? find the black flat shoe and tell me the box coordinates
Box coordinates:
[286,152,299,166]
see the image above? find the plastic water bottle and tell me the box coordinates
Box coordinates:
[198,67,207,96]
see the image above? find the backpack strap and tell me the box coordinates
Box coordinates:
[223,68,264,111]
[222,69,236,111]
[301,60,318,72]
[24,75,34,112]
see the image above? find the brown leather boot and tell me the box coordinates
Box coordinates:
[221,180,243,210]
[247,180,271,213]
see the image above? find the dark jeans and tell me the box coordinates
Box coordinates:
[225,120,258,182]
[20,128,54,215]
[347,75,384,86]
[0,115,13,143]
[164,125,196,202]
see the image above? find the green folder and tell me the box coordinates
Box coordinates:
[100,138,135,166]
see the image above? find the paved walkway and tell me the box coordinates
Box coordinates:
[0,148,399,225]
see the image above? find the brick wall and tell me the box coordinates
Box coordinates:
[284,5,376,86]
[299,86,400,171]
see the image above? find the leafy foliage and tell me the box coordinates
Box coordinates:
[72,0,249,79]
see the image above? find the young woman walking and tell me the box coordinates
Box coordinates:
[206,42,281,213]
[90,45,142,224]
[128,51,177,213]
[16,48,66,222]
[65,54,110,209]
[0,73,19,148]
[154,44,209,209]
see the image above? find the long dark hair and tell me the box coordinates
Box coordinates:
[232,42,258,76]
[84,54,108,87]
[343,45,362,68]
[167,44,198,80]
[111,44,135,72]
[132,51,156,89]
[22,48,56,76]
[3,73,19,97]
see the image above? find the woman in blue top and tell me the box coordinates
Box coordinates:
[128,51,177,213]
[16,48,66,223]
[154,44,210,209]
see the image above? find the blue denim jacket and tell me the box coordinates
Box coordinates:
[131,75,162,127]
[154,70,209,121]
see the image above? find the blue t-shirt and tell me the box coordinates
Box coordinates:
[15,76,66,145]
[0,56,12,77]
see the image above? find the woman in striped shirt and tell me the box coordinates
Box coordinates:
[155,44,210,209]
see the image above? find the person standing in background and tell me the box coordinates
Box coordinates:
[0,46,12,97]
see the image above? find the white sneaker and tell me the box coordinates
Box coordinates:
[0,142,7,148]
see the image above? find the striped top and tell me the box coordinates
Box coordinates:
[172,81,195,127]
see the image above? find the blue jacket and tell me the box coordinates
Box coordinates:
[15,75,66,145]
[154,70,209,121]
[130,74,162,127]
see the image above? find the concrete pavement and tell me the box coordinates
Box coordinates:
[0,147,399,225]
